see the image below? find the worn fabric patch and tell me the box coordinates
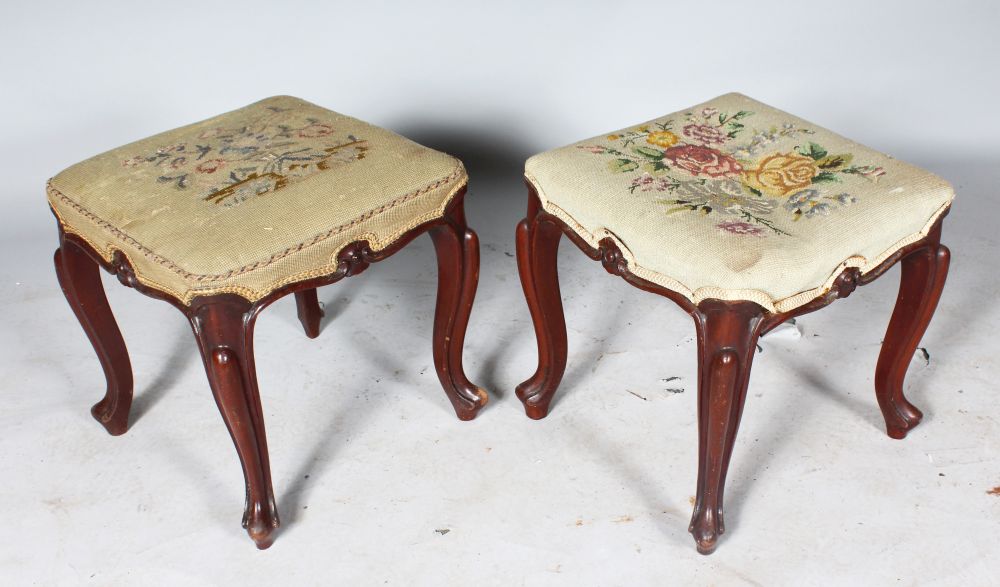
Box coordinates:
[49,96,467,304]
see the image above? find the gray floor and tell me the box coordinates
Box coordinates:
[2,148,999,585]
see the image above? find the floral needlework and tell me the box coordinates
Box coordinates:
[579,107,886,237]
[122,106,369,207]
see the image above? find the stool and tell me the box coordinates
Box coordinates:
[49,96,488,548]
[515,93,953,554]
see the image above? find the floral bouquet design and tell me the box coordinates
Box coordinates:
[579,107,886,237]
[122,106,368,207]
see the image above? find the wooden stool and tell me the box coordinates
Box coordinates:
[49,96,488,548]
[515,93,953,554]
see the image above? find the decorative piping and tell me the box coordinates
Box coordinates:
[524,171,953,314]
[48,162,465,284]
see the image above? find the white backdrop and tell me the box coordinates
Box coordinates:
[1,0,998,242]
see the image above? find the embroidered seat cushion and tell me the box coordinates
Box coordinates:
[48,96,467,304]
[524,93,954,312]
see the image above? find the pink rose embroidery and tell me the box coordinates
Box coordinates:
[717,220,765,236]
[298,124,334,138]
[860,166,886,180]
[574,107,885,238]
[629,172,673,192]
[662,145,743,178]
[196,159,226,174]
[683,124,726,145]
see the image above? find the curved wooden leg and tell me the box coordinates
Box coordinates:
[514,194,568,420]
[428,200,488,421]
[54,235,134,436]
[189,295,279,549]
[689,300,764,555]
[294,289,323,339]
[875,233,951,439]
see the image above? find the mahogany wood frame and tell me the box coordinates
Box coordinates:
[53,187,487,549]
[515,181,951,554]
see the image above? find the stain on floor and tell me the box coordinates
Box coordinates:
[661,376,685,394]
[917,347,931,365]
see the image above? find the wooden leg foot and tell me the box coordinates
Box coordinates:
[190,296,279,548]
[688,300,764,555]
[244,489,280,549]
[429,200,488,420]
[875,237,950,439]
[54,235,134,436]
[522,398,553,421]
[514,198,567,419]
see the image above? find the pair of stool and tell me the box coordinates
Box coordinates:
[50,94,953,554]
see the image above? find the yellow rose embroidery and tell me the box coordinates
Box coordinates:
[578,108,884,237]
[646,131,679,148]
[744,153,818,196]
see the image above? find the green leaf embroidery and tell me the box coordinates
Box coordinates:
[633,146,665,160]
[641,161,670,175]
[662,206,689,216]
[815,153,853,170]
[608,158,639,173]
[736,209,791,235]
[796,142,828,160]
[812,171,840,183]
[841,164,880,176]
[589,107,876,238]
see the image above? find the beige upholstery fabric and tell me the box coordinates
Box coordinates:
[49,96,467,304]
[525,93,953,313]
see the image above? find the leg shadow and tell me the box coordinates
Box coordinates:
[129,327,193,426]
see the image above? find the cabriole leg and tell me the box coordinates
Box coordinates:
[54,234,134,435]
[514,195,568,420]
[428,200,488,420]
[189,295,279,549]
[875,232,951,439]
[689,300,764,555]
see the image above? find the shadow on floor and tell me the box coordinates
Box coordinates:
[278,324,415,530]
[129,325,195,427]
